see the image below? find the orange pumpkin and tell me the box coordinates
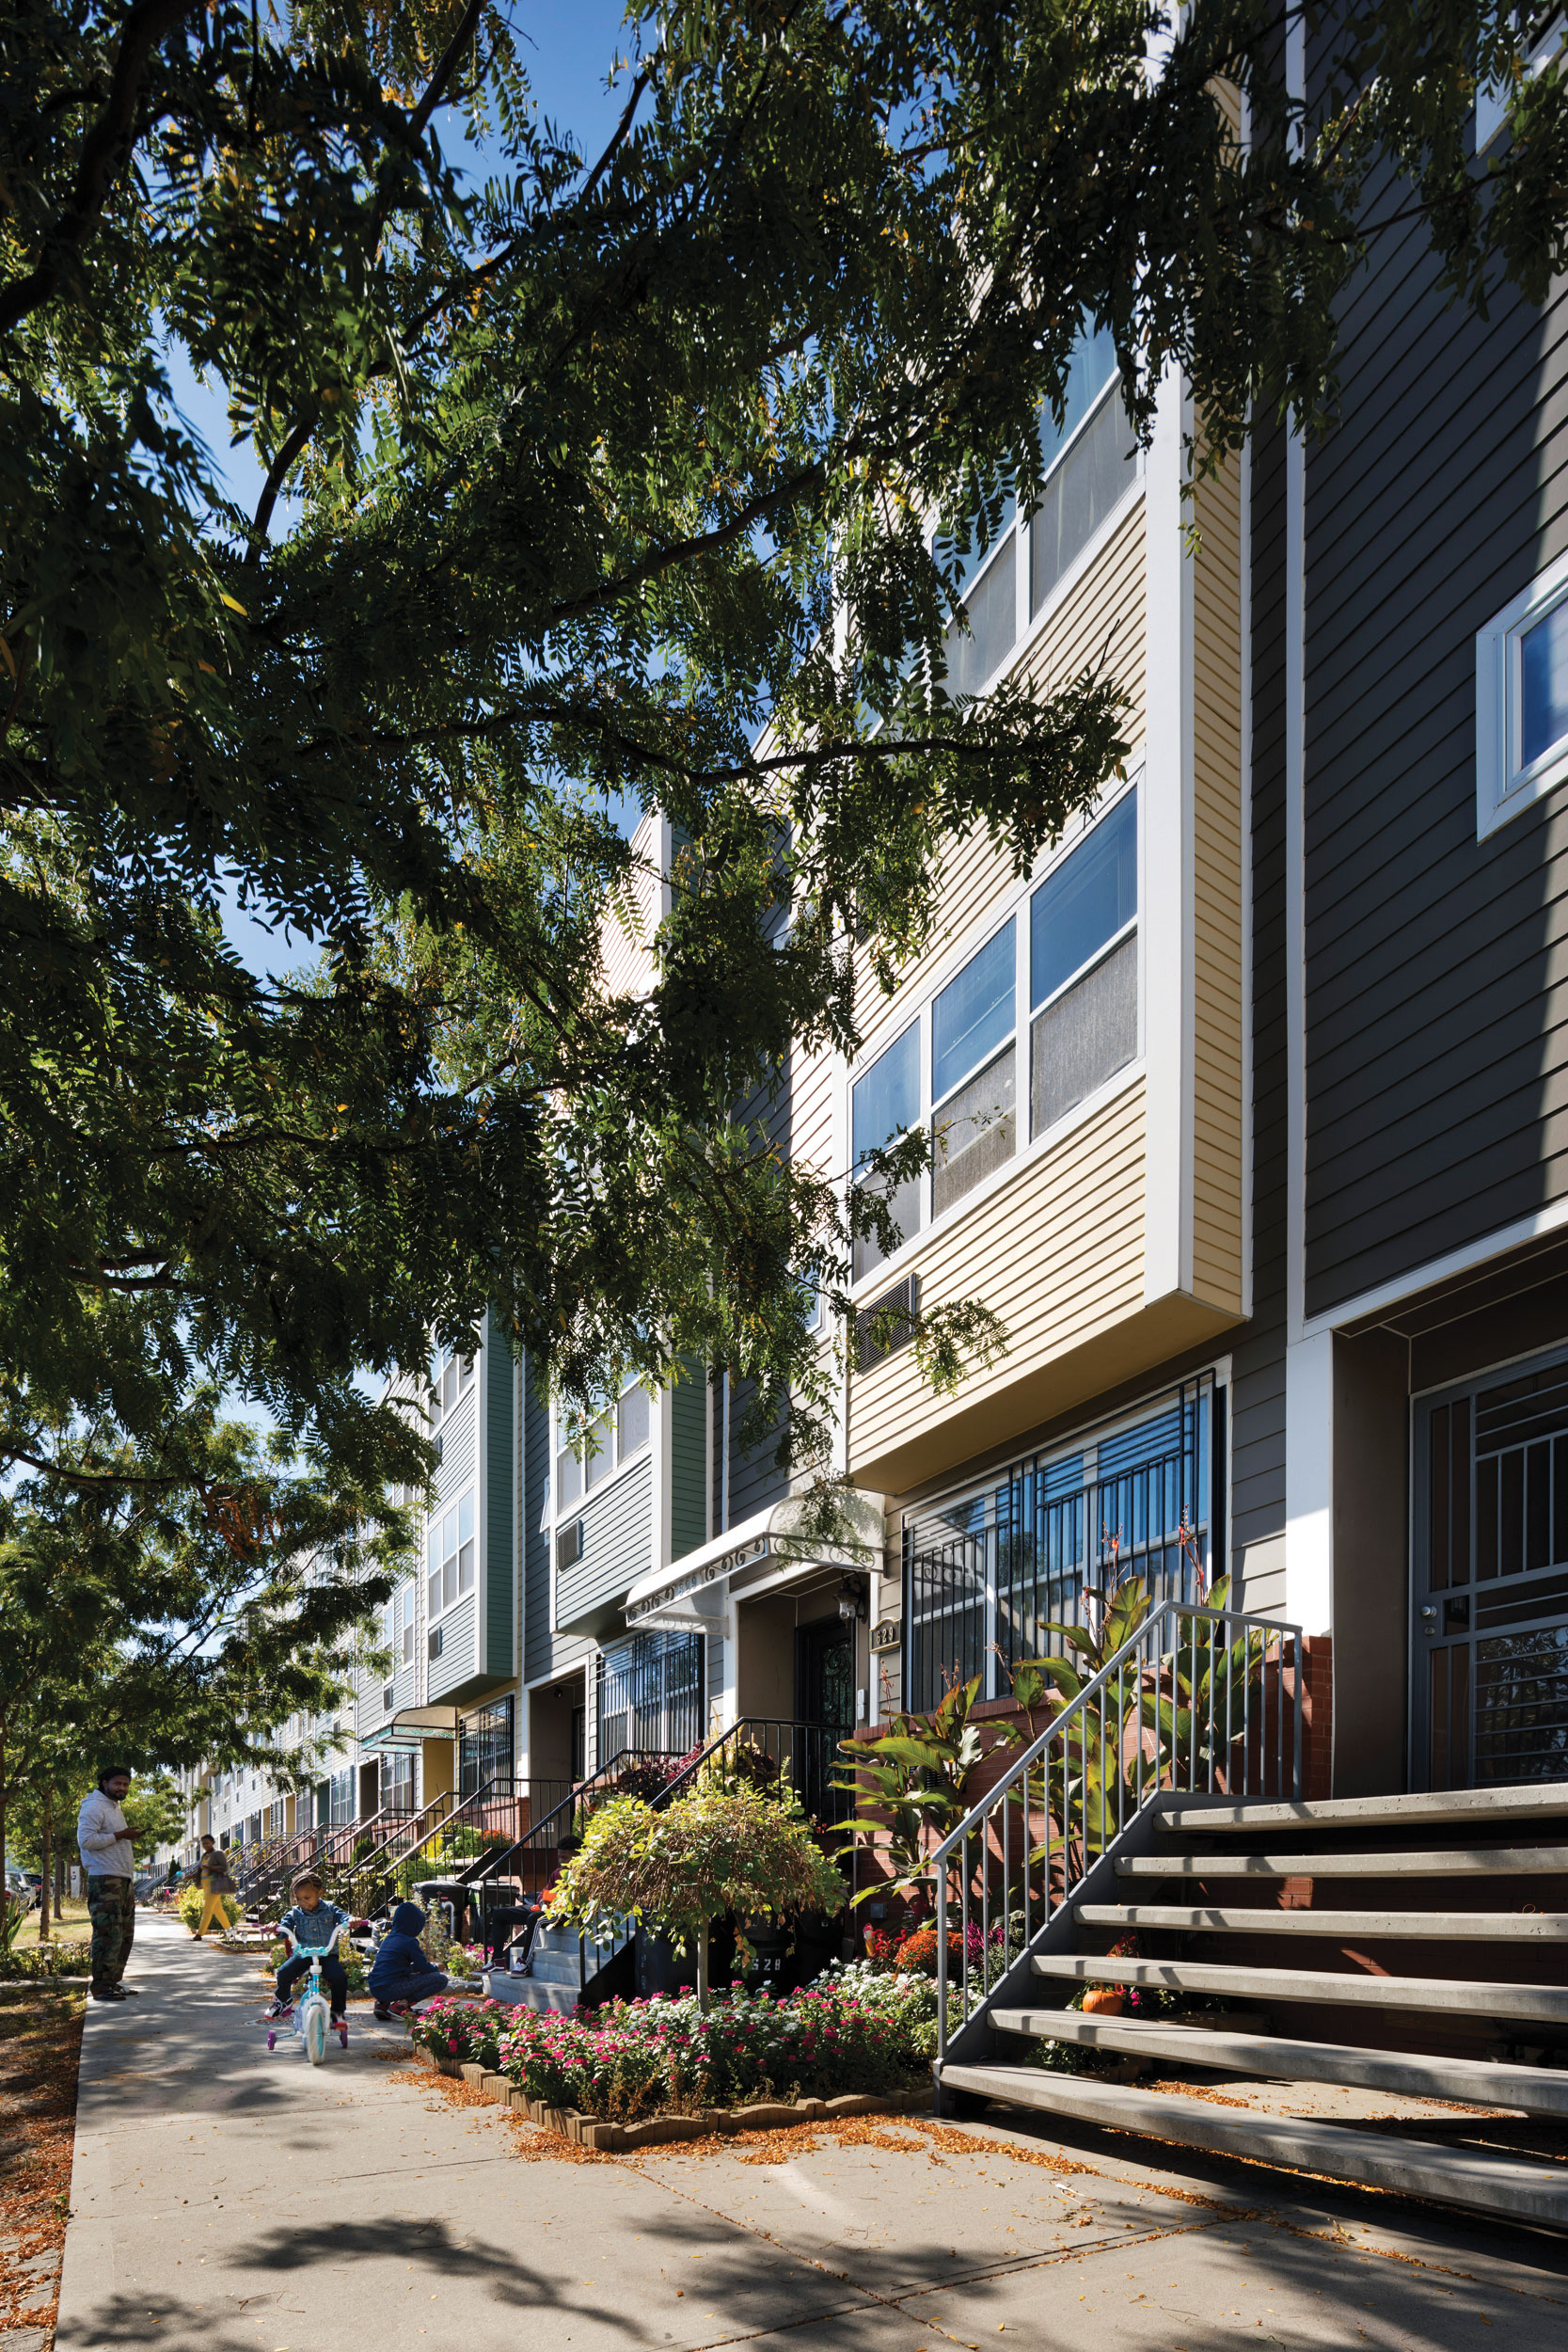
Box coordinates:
[1081,1985,1126,2016]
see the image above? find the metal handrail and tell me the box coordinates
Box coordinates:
[353,1781,513,1916]
[923,1597,1304,2069]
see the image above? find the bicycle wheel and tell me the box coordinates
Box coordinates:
[303,1999,327,2065]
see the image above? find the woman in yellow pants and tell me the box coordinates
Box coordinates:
[188,1836,236,1937]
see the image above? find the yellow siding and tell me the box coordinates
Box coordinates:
[847,1078,1147,1475]
[852,497,1148,1050]
[1191,452,1244,1313]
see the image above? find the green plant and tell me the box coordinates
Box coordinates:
[0,1938,91,1982]
[547,1783,845,2014]
[832,1674,1014,1908]
[176,1882,240,1932]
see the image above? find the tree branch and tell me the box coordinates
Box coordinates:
[0,0,204,337]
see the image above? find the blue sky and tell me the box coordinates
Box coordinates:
[195,3,636,975]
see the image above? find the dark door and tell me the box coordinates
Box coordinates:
[1415,1350,1568,1789]
[795,1613,855,1821]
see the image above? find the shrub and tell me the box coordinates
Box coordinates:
[177,1883,240,1932]
[0,1938,93,1982]
[408,1996,511,2070]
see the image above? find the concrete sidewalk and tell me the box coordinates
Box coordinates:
[54,1914,1568,2351]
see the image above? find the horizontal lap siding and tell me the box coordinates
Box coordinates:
[1303,194,1568,1314]
[1232,417,1289,1617]
[1193,449,1245,1314]
[523,1354,594,1684]
[599,812,663,1001]
[556,1455,654,1627]
[852,500,1147,1056]
[436,1391,476,1501]
[484,1317,515,1679]
[427,1593,477,1701]
[847,1079,1147,1470]
[671,1361,707,1561]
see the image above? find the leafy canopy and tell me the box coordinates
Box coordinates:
[4,0,1567,1518]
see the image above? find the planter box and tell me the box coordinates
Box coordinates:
[415,2054,932,2152]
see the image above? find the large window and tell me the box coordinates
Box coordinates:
[1478,552,1568,835]
[384,1581,416,1666]
[459,1695,515,1796]
[554,1376,652,1509]
[904,1378,1213,1710]
[431,1343,474,1425]
[427,1489,475,1621]
[597,1629,705,1762]
[847,787,1139,1289]
[1029,787,1138,1136]
[851,1022,922,1279]
[932,324,1137,704]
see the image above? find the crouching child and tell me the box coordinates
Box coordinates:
[268,1871,351,2021]
[367,1901,449,2020]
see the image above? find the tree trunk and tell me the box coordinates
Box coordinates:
[37,1788,51,1940]
[696,1919,709,2016]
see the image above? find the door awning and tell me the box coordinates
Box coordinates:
[623,1489,887,1633]
[356,1703,461,1752]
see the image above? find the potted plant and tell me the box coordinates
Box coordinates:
[546,1779,846,2013]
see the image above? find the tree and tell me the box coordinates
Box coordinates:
[4,0,1567,1502]
[0,1412,404,1891]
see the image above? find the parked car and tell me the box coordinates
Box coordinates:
[5,1868,39,1912]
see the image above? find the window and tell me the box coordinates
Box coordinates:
[1477,16,1564,150]
[597,1630,705,1762]
[851,1022,922,1278]
[1477,553,1568,834]
[554,1377,651,1509]
[459,1695,515,1796]
[430,1343,475,1425]
[426,1489,476,1620]
[400,1583,415,1664]
[931,920,1016,1215]
[1030,787,1138,1135]
[929,323,1138,704]
[847,787,1140,1300]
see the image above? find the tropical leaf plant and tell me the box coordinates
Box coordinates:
[832,1674,1017,1909]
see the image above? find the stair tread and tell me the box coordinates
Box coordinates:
[1158,1783,1568,1834]
[1119,1846,1568,1877]
[1076,1904,1568,1938]
[1030,1951,1568,2021]
[937,2064,1568,2222]
[989,2010,1568,2117]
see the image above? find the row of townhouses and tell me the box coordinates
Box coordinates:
[181,74,1568,1870]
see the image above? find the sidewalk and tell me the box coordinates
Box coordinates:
[53,1914,1568,2351]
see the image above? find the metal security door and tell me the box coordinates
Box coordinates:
[1415,1350,1568,1788]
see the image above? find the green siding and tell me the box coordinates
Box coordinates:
[671,1359,707,1561]
[483,1311,515,1677]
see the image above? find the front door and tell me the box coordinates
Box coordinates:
[795,1613,855,1820]
[1415,1348,1568,1788]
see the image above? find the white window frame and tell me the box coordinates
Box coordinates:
[430,1343,475,1429]
[426,1485,477,1626]
[847,772,1144,1298]
[1477,17,1564,151]
[1476,548,1568,837]
[550,1379,652,1518]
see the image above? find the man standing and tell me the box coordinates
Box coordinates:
[77,1768,138,2004]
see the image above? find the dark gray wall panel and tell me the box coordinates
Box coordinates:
[522,1353,594,1685]
[1302,169,1568,1315]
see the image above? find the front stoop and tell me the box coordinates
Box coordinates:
[938,1778,1568,2230]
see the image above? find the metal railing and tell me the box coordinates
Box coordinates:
[922,1598,1303,2068]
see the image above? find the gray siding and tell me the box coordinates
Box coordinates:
[427,1592,477,1700]
[483,1315,515,1678]
[672,1359,707,1560]
[522,1354,594,1684]
[727,1375,790,1526]
[556,1455,654,1632]
[1302,169,1568,1315]
[1232,412,1290,1618]
[436,1388,476,1502]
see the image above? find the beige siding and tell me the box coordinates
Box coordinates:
[599,813,664,1000]
[847,1077,1147,1473]
[853,496,1148,1050]
[1191,452,1245,1313]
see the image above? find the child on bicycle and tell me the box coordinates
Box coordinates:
[267,1871,351,2023]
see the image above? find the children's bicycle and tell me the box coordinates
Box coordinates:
[266,1926,349,2064]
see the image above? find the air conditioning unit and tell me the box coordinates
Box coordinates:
[556,1518,583,1571]
[855,1273,919,1373]
[428,1625,443,1661]
[382,1684,394,1711]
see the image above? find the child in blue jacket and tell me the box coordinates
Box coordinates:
[367,1901,449,2019]
[267,1871,351,2021]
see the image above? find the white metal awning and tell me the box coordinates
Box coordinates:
[622,1489,887,1633]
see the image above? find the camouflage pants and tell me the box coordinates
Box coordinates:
[87,1874,135,1993]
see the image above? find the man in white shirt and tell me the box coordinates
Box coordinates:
[76,1768,139,2002]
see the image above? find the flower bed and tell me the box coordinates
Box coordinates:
[408,1995,515,2071]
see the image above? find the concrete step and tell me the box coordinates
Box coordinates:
[1076,1903,1568,1940]
[1031,1950,1568,2024]
[528,1953,586,1988]
[937,2063,1568,2227]
[990,2009,1568,2117]
[483,1972,579,2013]
[1158,1782,1568,1836]
[1118,1845,1568,1879]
